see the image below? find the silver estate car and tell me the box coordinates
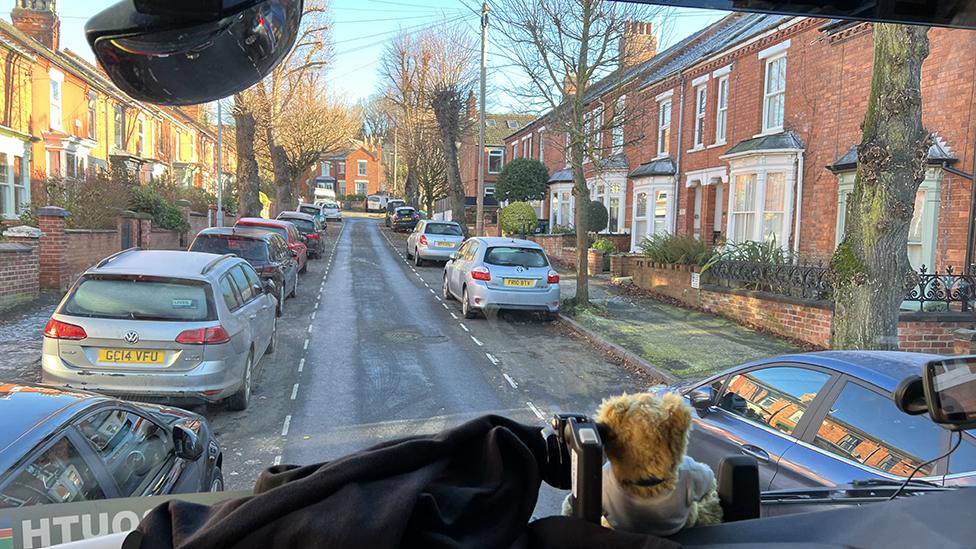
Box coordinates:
[41,250,278,411]
[442,237,560,319]
[406,220,465,266]
[316,200,342,222]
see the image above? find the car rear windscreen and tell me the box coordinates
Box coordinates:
[190,236,269,262]
[395,208,415,215]
[242,225,288,241]
[484,247,549,268]
[284,218,315,232]
[425,223,463,236]
[298,206,319,215]
[62,277,214,321]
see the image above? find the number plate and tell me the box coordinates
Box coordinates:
[98,349,165,364]
[504,278,535,287]
[435,241,454,247]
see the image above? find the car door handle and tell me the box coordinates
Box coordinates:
[739,444,770,462]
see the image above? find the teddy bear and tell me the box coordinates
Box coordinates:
[565,391,724,536]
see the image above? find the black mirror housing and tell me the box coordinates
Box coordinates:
[86,0,304,105]
[921,356,976,430]
[688,386,715,411]
[263,279,277,294]
[173,424,205,460]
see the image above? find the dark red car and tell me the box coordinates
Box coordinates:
[236,217,309,273]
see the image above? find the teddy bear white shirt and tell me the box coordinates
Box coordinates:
[602,455,716,536]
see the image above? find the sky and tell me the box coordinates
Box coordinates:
[8,1,727,112]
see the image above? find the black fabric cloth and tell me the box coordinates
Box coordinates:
[138,415,679,549]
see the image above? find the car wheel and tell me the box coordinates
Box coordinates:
[414,249,424,267]
[462,287,478,319]
[443,274,454,301]
[210,468,224,492]
[227,352,253,411]
[290,274,298,298]
[266,317,277,355]
[405,245,412,259]
[300,260,308,274]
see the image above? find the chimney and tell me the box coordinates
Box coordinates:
[11,0,59,51]
[619,21,657,68]
[563,73,577,97]
[466,90,477,120]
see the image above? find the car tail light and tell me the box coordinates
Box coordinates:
[307,233,320,240]
[176,326,231,345]
[256,265,277,274]
[419,235,428,246]
[547,271,560,284]
[44,319,87,340]
[471,267,491,281]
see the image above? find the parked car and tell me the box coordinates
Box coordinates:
[0,383,223,508]
[405,220,465,266]
[367,194,388,212]
[235,217,308,273]
[389,206,420,232]
[443,237,560,320]
[189,227,299,316]
[658,351,976,491]
[296,202,328,225]
[384,199,407,227]
[315,200,342,222]
[277,211,326,259]
[41,250,278,411]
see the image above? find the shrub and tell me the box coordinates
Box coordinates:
[550,224,574,234]
[495,158,548,202]
[587,200,608,233]
[639,232,714,266]
[32,175,134,229]
[716,238,789,264]
[130,185,189,232]
[591,238,617,270]
[499,202,538,236]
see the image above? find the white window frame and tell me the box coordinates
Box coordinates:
[725,157,796,247]
[522,135,533,158]
[715,75,729,145]
[357,160,367,177]
[511,142,517,161]
[138,117,146,157]
[549,182,575,230]
[538,129,546,163]
[488,148,504,174]
[612,96,625,154]
[630,180,674,249]
[657,99,672,157]
[588,176,627,234]
[321,162,330,177]
[49,69,63,132]
[693,84,707,149]
[761,54,787,134]
[354,180,368,195]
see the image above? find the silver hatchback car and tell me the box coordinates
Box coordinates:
[442,237,560,319]
[406,220,465,266]
[41,250,278,411]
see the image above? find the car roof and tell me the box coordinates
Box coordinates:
[395,206,415,211]
[730,351,942,392]
[89,250,238,279]
[196,227,277,241]
[278,211,315,221]
[0,384,106,471]
[297,203,322,210]
[425,220,460,226]
[470,237,544,250]
[237,217,293,229]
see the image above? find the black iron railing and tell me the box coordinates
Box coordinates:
[705,259,833,301]
[906,265,976,312]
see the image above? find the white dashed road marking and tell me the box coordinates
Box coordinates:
[307,325,313,334]
[290,383,299,400]
[311,311,316,320]
[485,353,499,365]
[298,358,305,372]
[526,402,545,421]
[303,339,309,350]
[450,313,458,320]
[281,415,292,436]
[272,455,282,466]
[442,303,449,310]
[459,323,469,332]
[503,374,518,389]
[470,336,483,346]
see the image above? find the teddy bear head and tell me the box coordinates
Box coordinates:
[595,392,693,497]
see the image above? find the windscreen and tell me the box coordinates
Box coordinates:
[484,247,549,268]
[244,225,288,241]
[190,236,269,262]
[285,218,316,232]
[425,223,463,236]
[395,208,415,216]
[299,206,320,216]
[62,277,214,321]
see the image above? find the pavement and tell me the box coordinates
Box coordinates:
[557,268,801,380]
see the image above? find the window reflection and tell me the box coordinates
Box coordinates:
[719,367,830,436]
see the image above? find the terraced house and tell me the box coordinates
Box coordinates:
[0,0,236,222]
[505,13,976,272]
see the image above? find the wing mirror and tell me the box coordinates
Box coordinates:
[85,0,304,105]
[688,386,715,412]
[173,424,204,460]
[897,356,976,430]
[263,279,277,295]
[449,252,460,261]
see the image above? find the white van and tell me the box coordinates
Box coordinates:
[367,194,388,212]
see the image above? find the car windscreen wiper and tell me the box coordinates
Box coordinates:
[850,478,941,488]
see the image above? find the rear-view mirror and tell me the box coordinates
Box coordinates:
[173,424,204,460]
[922,357,976,430]
[85,0,304,106]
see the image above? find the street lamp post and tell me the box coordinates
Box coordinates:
[216,99,223,227]
[475,1,488,236]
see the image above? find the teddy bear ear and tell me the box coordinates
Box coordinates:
[661,392,693,433]
[595,394,633,432]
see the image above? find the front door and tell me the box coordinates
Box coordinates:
[693,185,703,240]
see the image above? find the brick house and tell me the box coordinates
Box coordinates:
[301,141,384,200]
[504,13,976,270]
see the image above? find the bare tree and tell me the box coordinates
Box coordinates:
[830,24,931,349]
[415,126,449,214]
[494,0,663,305]
[234,92,262,217]
[360,94,393,141]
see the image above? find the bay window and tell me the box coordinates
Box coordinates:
[693,85,707,148]
[657,99,671,156]
[634,191,648,238]
[716,76,728,144]
[731,173,756,243]
[762,55,787,133]
[762,172,786,242]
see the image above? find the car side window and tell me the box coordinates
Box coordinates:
[241,264,264,296]
[811,381,945,477]
[219,275,242,310]
[0,437,105,508]
[718,366,831,437]
[466,243,480,261]
[230,266,254,303]
[76,409,172,496]
[946,436,976,474]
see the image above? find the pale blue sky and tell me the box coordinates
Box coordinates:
[4,1,726,111]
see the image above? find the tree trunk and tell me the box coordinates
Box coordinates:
[830,24,931,350]
[571,146,589,306]
[405,165,419,208]
[234,96,262,218]
[431,88,467,231]
[264,124,292,217]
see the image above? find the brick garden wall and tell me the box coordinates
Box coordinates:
[620,258,975,354]
[151,230,184,250]
[527,233,632,267]
[64,230,119,284]
[0,243,39,310]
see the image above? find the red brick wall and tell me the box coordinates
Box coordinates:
[343,147,384,197]
[65,229,120,285]
[700,288,834,348]
[151,230,184,250]
[630,259,702,308]
[0,243,39,310]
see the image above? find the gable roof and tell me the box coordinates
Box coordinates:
[629,156,676,178]
[486,113,534,145]
[723,130,805,157]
